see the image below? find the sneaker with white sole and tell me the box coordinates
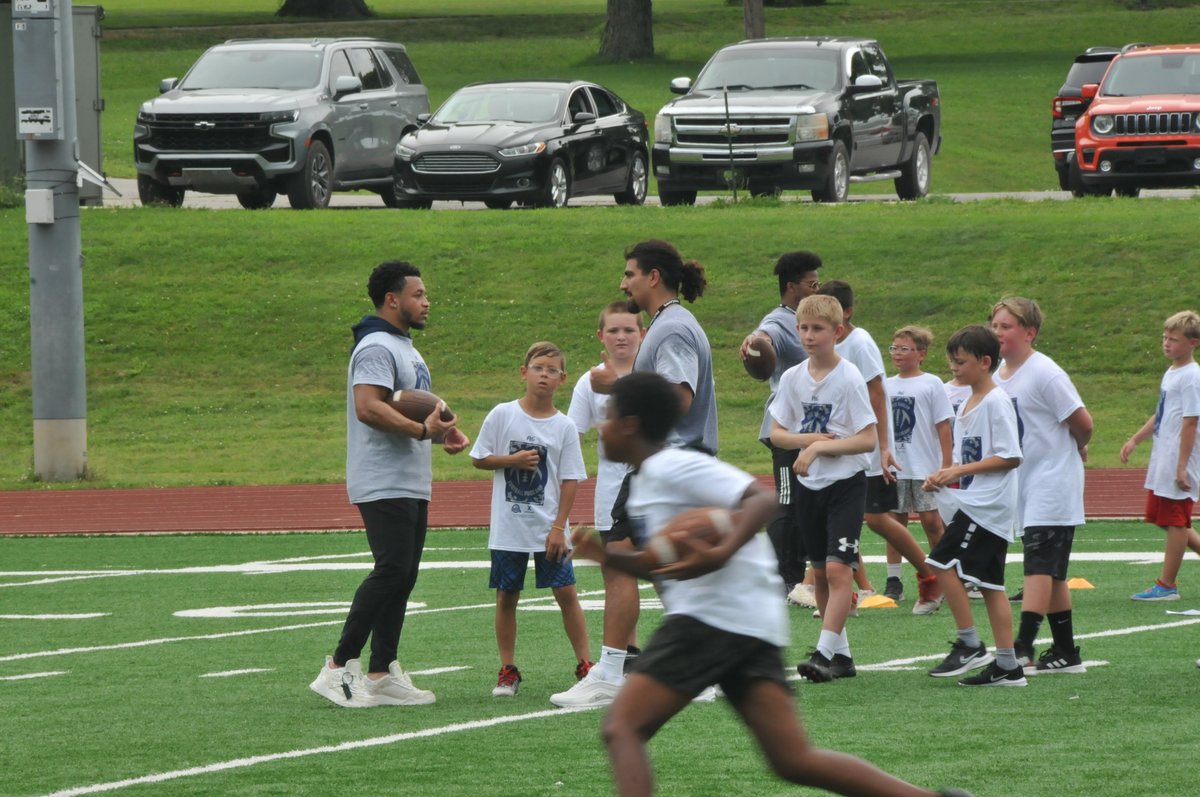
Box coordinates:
[1015,641,1036,675]
[1131,581,1180,601]
[788,583,817,608]
[317,658,376,707]
[492,664,522,697]
[883,576,904,602]
[367,661,436,705]
[913,574,944,615]
[958,661,1027,687]
[309,655,349,706]
[1032,645,1086,675]
[691,685,720,703]
[929,640,992,678]
[549,667,622,707]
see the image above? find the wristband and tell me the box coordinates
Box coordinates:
[550,524,565,533]
[419,422,428,441]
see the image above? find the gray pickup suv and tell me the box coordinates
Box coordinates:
[133,38,428,209]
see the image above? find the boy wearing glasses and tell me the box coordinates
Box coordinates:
[471,341,592,698]
[883,326,954,603]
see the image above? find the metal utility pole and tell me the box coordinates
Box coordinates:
[13,0,87,481]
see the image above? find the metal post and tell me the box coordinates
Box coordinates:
[14,0,87,480]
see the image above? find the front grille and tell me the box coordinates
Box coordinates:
[413,153,500,174]
[1114,112,1195,136]
[413,175,496,194]
[147,114,275,152]
[674,115,793,147]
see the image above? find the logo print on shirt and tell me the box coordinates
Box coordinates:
[413,361,432,391]
[960,435,982,489]
[892,396,916,445]
[1153,389,1166,437]
[505,441,547,506]
[800,402,833,434]
[1010,397,1025,449]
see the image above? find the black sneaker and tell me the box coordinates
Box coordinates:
[829,653,857,679]
[929,640,993,678]
[1008,588,1024,603]
[883,576,904,602]
[958,661,1028,687]
[1033,645,1086,675]
[1015,640,1035,674]
[623,645,641,675]
[797,651,835,683]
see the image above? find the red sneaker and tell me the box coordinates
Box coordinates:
[575,659,594,681]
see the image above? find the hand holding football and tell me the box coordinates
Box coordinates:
[742,336,776,381]
[388,388,454,423]
[645,507,736,567]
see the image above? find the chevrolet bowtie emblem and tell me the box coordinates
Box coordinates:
[718,123,741,137]
[194,121,216,130]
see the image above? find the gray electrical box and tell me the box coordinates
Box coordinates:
[3,3,105,202]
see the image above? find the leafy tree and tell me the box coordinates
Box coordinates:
[599,0,653,61]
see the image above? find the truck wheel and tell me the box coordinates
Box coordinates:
[236,187,276,210]
[1067,157,1109,198]
[615,151,648,205]
[811,141,849,203]
[658,187,697,206]
[137,175,185,207]
[894,132,930,200]
[287,140,332,209]
[537,158,571,208]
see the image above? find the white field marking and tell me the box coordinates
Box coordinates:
[0,670,68,681]
[0,613,110,620]
[523,598,663,612]
[857,659,1111,673]
[407,665,470,676]
[199,668,274,679]
[36,705,593,797]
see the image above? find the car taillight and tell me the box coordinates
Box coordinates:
[1052,97,1065,118]
[1054,96,1084,119]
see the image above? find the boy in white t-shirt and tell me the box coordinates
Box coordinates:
[924,326,1024,686]
[991,297,1092,675]
[554,301,644,706]
[884,326,954,603]
[770,295,878,682]
[570,371,975,797]
[1120,310,1200,602]
[470,342,590,698]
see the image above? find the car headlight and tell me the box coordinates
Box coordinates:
[137,106,155,123]
[261,110,299,124]
[795,113,830,142]
[395,143,416,160]
[1092,115,1114,135]
[654,113,672,144]
[498,142,546,157]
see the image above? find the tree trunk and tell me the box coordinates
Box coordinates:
[276,0,374,18]
[599,0,654,61]
[743,0,765,40]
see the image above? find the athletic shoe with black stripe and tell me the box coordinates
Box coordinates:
[797,651,835,683]
[929,640,992,678]
[1032,645,1086,675]
[958,661,1027,687]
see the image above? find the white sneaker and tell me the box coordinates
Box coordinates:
[309,656,347,706]
[788,583,817,608]
[913,594,945,616]
[367,661,436,706]
[549,668,623,707]
[310,657,376,708]
[691,685,719,703]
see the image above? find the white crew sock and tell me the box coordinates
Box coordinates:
[817,630,840,659]
[596,646,626,681]
[834,629,851,657]
[887,563,903,579]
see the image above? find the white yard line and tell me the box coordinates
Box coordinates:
[0,670,68,681]
[199,668,274,678]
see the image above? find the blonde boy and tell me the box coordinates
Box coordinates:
[470,342,591,697]
[884,326,954,602]
[770,294,877,682]
[1120,310,1200,601]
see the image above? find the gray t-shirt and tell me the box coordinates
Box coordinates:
[756,304,807,441]
[345,330,433,504]
[634,302,718,454]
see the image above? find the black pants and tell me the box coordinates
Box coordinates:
[335,497,428,673]
[766,444,806,586]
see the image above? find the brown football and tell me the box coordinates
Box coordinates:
[645,507,738,566]
[388,388,454,423]
[742,335,777,381]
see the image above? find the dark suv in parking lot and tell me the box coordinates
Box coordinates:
[1051,47,1120,190]
[134,38,428,209]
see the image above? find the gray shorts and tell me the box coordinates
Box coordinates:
[895,479,938,514]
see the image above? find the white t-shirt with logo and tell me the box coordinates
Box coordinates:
[836,326,888,476]
[770,358,876,490]
[935,386,1023,542]
[1146,361,1200,501]
[627,447,787,647]
[993,351,1086,529]
[566,365,630,530]
[887,372,954,481]
[470,401,587,552]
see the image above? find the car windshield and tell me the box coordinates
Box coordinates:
[1101,53,1200,96]
[180,49,325,90]
[694,48,840,92]
[432,87,564,124]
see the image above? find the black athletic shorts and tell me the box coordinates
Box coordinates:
[927,510,1009,591]
[1021,525,1076,581]
[793,471,866,568]
[863,473,899,514]
[634,614,791,701]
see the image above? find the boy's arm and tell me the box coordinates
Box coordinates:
[546,479,578,562]
[768,419,835,451]
[472,451,540,471]
[924,454,1021,490]
[1120,414,1157,464]
[793,423,876,477]
[935,419,953,469]
[866,376,899,482]
[1176,417,1197,492]
[1065,406,1094,462]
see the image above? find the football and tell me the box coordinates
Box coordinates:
[645,507,737,566]
[742,335,776,381]
[388,388,454,423]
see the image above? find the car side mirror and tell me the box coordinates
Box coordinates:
[416,112,431,125]
[669,77,692,95]
[159,78,178,93]
[846,74,884,94]
[333,75,363,99]
[1081,83,1099,100]
[572,111,597,126]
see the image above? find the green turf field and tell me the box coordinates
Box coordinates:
[2,522,1198,797]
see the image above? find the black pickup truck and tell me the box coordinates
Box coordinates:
[652,37,940,204]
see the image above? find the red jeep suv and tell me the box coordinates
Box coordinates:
[1073,43,1200,197]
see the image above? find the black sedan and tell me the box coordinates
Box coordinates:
[391,80,648,208]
